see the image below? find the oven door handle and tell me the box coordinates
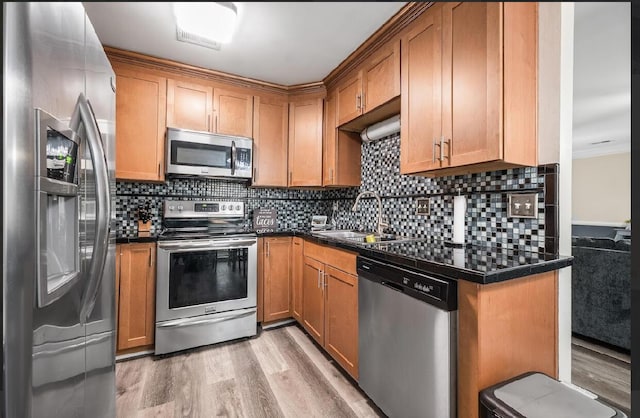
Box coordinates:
[157,309,256,328]
[158,240,256,251]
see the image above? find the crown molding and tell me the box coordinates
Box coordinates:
[323,2,433,90]
[105,46,290,95]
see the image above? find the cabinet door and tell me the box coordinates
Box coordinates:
[323,94,337,186]
[253,96,289,187]
[288,99,324,187]
[117,243,156,351]
[291,238,304,323]
[324,266,358,379]
[214,88,253,137]
[400,5,443,174]
[325,93,361,187]
[336,71,363,126]
[263,237,292,322]
[302,256,325,345]
[362,38,400,113]
[442,2,502,167]
[114,67,166,181]
[166,79,213,132]
[115,244,121,331]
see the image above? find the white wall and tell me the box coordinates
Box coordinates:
[538,2,574,383]
[572,152,631,225]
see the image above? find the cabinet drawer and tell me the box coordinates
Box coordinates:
[303,240,357,276]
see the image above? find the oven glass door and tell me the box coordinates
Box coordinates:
[169,247,248,308]
[157,238,257,322]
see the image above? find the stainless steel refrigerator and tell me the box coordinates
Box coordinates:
[3,3,116,417]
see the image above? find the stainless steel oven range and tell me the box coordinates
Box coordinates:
[155,200,257,355]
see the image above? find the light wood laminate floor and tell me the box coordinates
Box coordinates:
[571,337,630,416]
[116,324,384,418]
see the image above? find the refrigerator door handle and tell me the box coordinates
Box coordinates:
[70,93,111,323]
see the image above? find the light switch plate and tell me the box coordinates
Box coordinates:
[507,193,538,218]
[416,198,430,215]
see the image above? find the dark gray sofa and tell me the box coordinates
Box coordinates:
[571,236,630,351]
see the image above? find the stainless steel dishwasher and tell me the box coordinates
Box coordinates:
[357,256,457,418]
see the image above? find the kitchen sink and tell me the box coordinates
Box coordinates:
[310,230,420,246]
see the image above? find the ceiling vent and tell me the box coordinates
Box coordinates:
[176,28,221,51]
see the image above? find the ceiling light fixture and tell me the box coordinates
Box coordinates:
[173,2,238,44]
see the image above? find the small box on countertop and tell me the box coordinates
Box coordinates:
[253,208,277,233]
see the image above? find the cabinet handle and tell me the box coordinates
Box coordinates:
[356,94,361,110]
[215,115,218,132]
[158,162,161,176]
[441,137,450,161]
[361,93,366,111]
[253,167,257,181]
[321,270,326,289]
[317,269,321,288]
[289,172,292,185]
[330,168,334,182]
[148,247,152,267]
[433,138,442,163]
[266,241,270,257]
[207,114,211,131]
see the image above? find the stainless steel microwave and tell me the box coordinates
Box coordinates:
[165,127,253,179]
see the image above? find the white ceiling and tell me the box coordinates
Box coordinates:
[83,2,407,86]
[572,2,630,159]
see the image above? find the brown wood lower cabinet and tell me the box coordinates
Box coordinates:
[323,265,358,379]
[302,256,325,343]
[457,271,558,418]
[116,242,156,352]
[301,241,359,380]
[291,237,304,322]
[262,237,292,322]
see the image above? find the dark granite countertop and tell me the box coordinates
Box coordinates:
[116,234,160,244]
[256,229,573,284]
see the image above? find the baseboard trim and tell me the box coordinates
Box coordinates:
[116,349,154,362]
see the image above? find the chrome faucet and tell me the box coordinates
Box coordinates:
[351,191,388,235]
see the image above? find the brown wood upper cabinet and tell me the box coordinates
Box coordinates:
[166,79,213,132]
[114,65,166,181]
[401,2,537,176]
[253,96,289,187]
[288,98,324,187]
[336,38,400,127]
[116,242,156,352]
[214,88,253,138]
[323,94,361,187]
[167,79,253,138]
[262,237,292,322]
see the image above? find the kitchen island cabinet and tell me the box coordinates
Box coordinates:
[458,271,558,418]
[116,242,156,353]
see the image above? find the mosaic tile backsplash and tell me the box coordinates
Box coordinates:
[116,133,557,254]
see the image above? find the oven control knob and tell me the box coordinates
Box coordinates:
[221,204,227,211]
[235,205,241,211]
[169,205,175,211]
[177,205,184,211]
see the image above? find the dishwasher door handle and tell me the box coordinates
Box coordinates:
[381,281,405,293]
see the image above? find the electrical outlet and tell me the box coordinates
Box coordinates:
[416,198,430,215]
[507,193,538,218]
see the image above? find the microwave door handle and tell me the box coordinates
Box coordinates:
[70,93,111,324]
[231,140,236,176]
